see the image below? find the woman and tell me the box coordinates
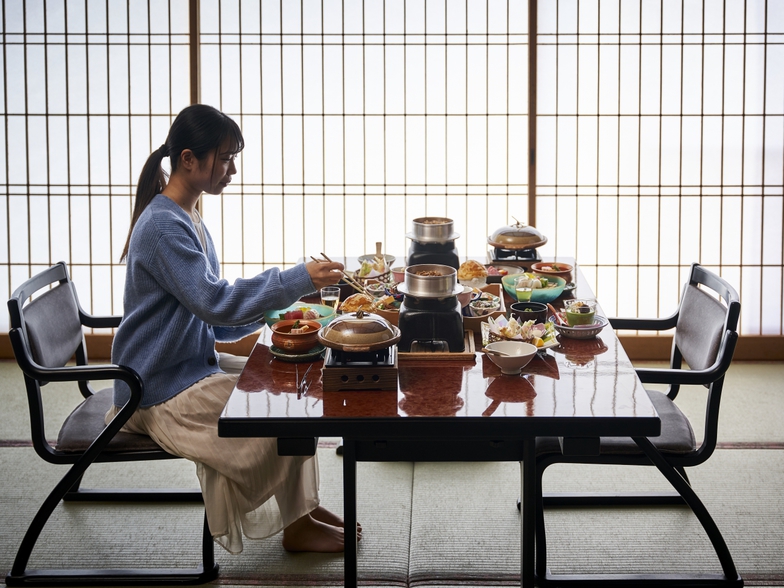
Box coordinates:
[108,104,353,554]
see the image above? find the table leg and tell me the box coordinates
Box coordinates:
[521,437,535,588]
[342,438,358,588]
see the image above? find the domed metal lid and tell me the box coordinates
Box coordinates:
[318,310,402,352]
[488,218,547,250]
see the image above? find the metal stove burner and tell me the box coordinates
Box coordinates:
[489,246,542,263]
[397,295,465,353]
[406,240,460,269]
[322,347,399,391]
[324,346,395,368]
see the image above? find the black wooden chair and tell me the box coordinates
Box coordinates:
[534,262,742,586]
[6,261,218,586]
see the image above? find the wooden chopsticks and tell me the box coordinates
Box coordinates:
[311,253,365,293]
[547,303,566,325]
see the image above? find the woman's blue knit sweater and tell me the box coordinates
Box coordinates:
[112,194,315,407]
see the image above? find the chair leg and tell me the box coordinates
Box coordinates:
[202,511,216,574]
[64,488,204,502]
[535,463,549,580]
[7,456,219,586]
[632,436,742,585]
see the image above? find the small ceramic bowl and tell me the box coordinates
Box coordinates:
[457,285,473,308]
[484,341,538,375]
[469,294,500,317]
[391,266,407,283]
[530,261,574,284]
[365,281,387,299]
[550,315,608,340]
[509,301,548,324]
[358,253,396,268]
[270,319,322,354]
[563,299,597,326]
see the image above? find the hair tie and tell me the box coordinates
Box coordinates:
[159,144,169,157]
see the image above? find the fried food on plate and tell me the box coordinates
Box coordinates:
[339,292,375,313]
[457,259,488,280]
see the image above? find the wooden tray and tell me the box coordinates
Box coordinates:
[462,283,507,334]
[398,330,476,361]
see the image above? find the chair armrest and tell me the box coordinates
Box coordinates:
[609,315,678,331]
[635,366,713,386]
[635,330,738,386]
[9,327,142,407]
[80,312,122,329]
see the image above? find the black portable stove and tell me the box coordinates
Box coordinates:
[488,246,542,264]
[322,346,399,391]
[397,294,465,353]
[406,240,460,269]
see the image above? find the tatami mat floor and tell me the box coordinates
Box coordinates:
[1,359,783,587]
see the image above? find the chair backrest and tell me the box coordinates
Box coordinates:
[8,262,87,370]
[674,264,740,372]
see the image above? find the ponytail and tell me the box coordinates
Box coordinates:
[120,144,169,262]
[120,104,244,262]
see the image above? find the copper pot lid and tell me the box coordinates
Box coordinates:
[488,218,547,250]
[318,310,401,352]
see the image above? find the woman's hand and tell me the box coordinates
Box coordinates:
[305,260,345,290]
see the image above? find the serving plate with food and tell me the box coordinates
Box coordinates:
[501,273,566,303]
[263,303,337,327]
[457,260,489,288]
[529,261,573,282]
[480,314,559,350]
[338,292,376,313]
[485,264,524,282]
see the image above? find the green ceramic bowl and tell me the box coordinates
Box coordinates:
[501,275,566,304]
[263,303,337,328]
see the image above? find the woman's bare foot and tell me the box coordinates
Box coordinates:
[282,514,345,553]
[281,508,363,553]
[310,505,362,534]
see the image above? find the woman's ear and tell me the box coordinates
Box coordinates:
[179,149,197,171]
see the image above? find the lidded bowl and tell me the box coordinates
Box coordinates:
[488,219,547,250]
[318,310,401,353]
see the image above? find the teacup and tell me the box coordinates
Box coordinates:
[564,299,596,326]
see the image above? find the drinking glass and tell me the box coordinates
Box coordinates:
[515,277,533,302]
[320,286,340,311]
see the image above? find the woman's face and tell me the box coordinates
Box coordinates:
[196,143,238,195]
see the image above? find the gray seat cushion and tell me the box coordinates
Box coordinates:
[56,388,171,455]
[537,389,697,457]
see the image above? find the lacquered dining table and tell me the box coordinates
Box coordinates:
[218,264,661,587]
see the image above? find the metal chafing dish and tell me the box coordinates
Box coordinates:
[318,311,401,391]
[488,219,547,250]
[318,310,401,353]
[487,218,548,264]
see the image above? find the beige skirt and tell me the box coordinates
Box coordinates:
[106,371,320,554]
